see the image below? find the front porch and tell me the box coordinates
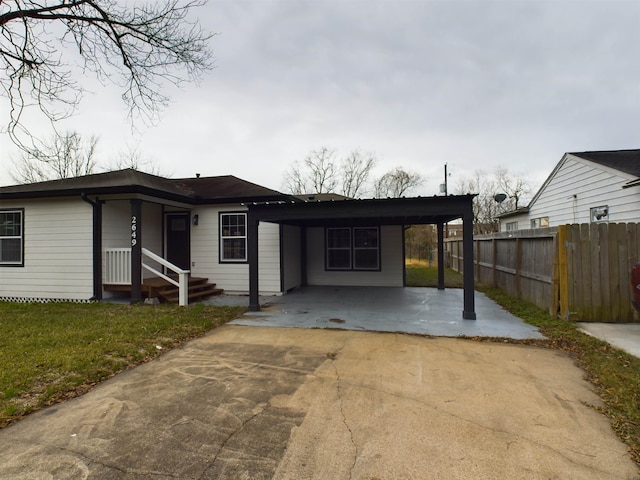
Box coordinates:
[103,248,222,304]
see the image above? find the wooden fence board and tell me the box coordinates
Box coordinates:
[589,223,602,320]
[446,223,640,322]
[608,223,621,321]
[578,224,591,320]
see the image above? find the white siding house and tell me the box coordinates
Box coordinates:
[3,169,448,304]
[0,197,94,301]
[499,149,640,232]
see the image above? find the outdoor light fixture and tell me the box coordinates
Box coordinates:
[192,214,199,226]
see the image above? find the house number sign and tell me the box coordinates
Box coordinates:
[131,215,138,247]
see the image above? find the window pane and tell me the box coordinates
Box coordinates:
[223,238,246,260]
[222,214,246,237]
[327,228,351,248]
[0,212,21,236]
[354,228,378,248]
[354,249,378,270]
[0,238,21,263]
[327,249,351,270]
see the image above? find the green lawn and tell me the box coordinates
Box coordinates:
[405,261,464,288]
[0,302,243,427]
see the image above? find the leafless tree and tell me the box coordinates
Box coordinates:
[495,166,532,210]
[456,167,535,234]
[0,1,214,151]
[283,148,423,199]
[109,143,170,177]
[341,150,376,198]
[373,167,424,198]
[283,147,339,195]
[11,130,99,183]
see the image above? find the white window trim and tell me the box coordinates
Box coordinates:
[219,212,247,263]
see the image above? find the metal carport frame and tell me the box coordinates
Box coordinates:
[246,194,477,319]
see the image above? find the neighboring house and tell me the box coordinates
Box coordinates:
[0,169,478,318]
[498,149,640,232]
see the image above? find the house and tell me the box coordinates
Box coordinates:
[0,169,477,318]
[498,149,640,232]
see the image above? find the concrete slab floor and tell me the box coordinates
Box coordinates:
[205,286,545,340]
[578,322,640,358]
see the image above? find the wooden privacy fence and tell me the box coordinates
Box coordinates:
[446,223,640,323]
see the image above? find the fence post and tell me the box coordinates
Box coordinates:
[492,238,497,287]
[557,225,569,319]
[551,232,559,316]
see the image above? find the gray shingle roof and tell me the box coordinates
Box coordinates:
[0,169,290,203]
[570,149,640,177]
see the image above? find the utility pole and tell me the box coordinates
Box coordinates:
[444,163,448,195]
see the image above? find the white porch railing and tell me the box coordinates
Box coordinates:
[104,248,191,306]
[104,248,132,285]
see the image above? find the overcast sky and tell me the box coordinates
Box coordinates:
[1,0,639,197]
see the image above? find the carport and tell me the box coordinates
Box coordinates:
[246,194,477,319]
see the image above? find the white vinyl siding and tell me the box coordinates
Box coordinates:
[526,155,640,226]
[0,198,94,300]
[306,225,403,287]
[190,205,281,294]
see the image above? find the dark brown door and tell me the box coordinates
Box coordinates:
[166,213,190,271]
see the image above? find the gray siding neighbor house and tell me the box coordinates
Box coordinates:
[499,149,640,232]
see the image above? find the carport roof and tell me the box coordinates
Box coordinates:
[246,194,476,226]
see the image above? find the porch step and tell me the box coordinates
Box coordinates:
[156,277,223,304]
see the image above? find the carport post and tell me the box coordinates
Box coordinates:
[248,212,260,311]
[437,222,445,290]
[462,209,476,319]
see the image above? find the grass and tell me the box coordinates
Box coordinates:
[405,261,640,464]
[405,259,464,288]
[0,301,243,428]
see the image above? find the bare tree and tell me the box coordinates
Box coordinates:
[495,166,532,210]
[373,167,424,198]
[283,147,339,195]
[456,167,536,234]
[109,143,170,177]
[11,131,99,183]
[341,150,376,198]
[0,1,214,151]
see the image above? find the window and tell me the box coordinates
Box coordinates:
[505,221,518,232]
[590,205,609,223]
[326,227,380,271]
[530,217,549,229]
[220,212,247,262]
[0,209,23,266]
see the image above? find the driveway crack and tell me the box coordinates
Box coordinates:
[198,401,271,479]
[331,358,358,480]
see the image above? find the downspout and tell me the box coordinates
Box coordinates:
[81,193,103,300]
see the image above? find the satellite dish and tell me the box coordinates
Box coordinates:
[494,193,507,203]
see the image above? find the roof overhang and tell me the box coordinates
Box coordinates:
[246,194,476,227]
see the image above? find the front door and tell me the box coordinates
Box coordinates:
[165,213,190,271]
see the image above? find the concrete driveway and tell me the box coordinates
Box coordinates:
[0,325,637,479]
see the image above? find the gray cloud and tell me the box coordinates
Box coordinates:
[1,0,638,196]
